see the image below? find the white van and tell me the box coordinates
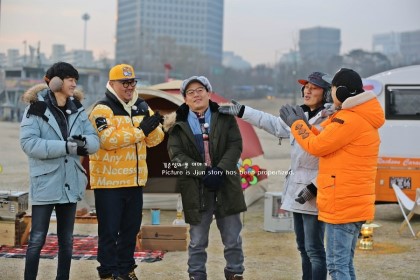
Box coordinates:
[363,65,420,202]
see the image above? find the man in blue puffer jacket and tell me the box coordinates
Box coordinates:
[20,62,99,280]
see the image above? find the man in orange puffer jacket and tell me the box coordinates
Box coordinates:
[280,68,385,280]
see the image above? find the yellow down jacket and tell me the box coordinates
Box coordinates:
[89,89,164,189]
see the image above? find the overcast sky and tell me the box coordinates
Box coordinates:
[0,0,419,66]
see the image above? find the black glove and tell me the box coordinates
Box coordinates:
[218,100,245,118]
[67,135,86,147]
[279,104,311,128]
[66,141,88,156]
[139,112,162,136]
[295,183,317,204]
[202,167,224,191]
[156,111,164,124]
[155,111,164,124]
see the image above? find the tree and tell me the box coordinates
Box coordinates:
[342,49,392,77]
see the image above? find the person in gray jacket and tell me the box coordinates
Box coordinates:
[20,62,99,280]
[164,76,246,280]
[219,72,334,280]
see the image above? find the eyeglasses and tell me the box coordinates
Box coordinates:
[118,80,137,88]
[186,86,206,96]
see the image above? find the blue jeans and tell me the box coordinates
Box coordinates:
[24,203,77,280]
[188,193,244,279]
[94,187,143,277]
[293,213,327,280]
[326,222,364,280]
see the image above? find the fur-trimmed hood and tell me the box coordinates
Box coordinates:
[22,83,84,104]
[162,100,220,132]
[341,90,376,110]
[341,90,384,129]
[162,111,177,132]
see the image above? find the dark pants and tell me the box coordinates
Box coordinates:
[293,212,327,280]
[94,187,143,277]
[24,203,77,280]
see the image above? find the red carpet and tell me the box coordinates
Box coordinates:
[0,234,164,262]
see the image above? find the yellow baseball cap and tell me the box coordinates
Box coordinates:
[109,64,137,80]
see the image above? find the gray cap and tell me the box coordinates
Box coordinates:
[180,76,212,96]
[298,72,330,90]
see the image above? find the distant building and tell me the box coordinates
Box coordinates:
[0,53,6,68]
[115,0,224,66]
[75,68,109,107]
[372,29,420,66]
[279,50,300,65]
[0,66,45,121]
[62,50,94,68]
[373,32,402,65]
[373,32,401,55]
[298,26,341,62]
[7,49,21,67]
[50,44,66,63]
[223,51,252,70]
[0,46,110,120]
[400,30,420,65]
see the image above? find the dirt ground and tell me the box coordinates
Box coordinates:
[0,98,419,280]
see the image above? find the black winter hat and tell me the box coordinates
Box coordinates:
[331,68,364,94]
[322,68,364,102]
[44,62,79,84]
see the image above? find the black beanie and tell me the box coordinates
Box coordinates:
[331,68,364,102]
[331,68,364,94]
[44,62,79,85]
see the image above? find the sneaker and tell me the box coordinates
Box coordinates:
[189,274,207,280]
[99,273,115,280]
[225,273,244,280]
[115,270,138,280]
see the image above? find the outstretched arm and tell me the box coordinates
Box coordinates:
[218,100,290,138]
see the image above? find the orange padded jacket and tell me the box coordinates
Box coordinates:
[291,92,385,224]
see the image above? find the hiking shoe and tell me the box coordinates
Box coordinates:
[116,268,138,280]
[189,274,207,280]
[225,272,244,280]
[226,274,243,280]
[99,273,115,280]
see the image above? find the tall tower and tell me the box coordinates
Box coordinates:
[82,13,90,50]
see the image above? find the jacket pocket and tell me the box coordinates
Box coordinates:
[31,164,61,201]
[75,164,88,199]
[178,177,201,211]
[30,162,59,177]
[317,174,336,214]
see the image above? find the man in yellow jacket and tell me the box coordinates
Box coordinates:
[89,64,164,280]
[280,68,385,280]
